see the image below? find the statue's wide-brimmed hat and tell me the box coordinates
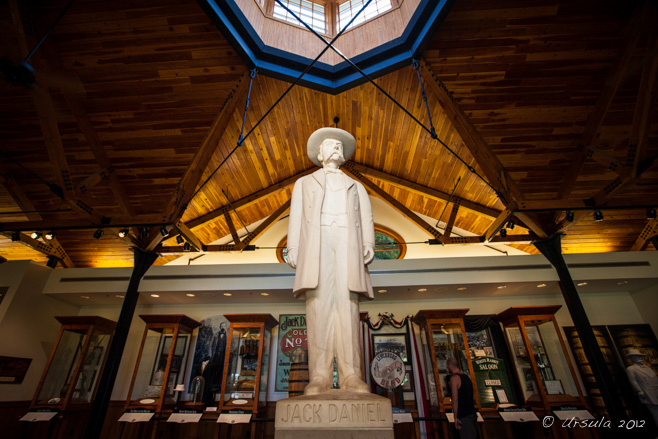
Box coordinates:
[625,348,646,357]
[307,127,356,167]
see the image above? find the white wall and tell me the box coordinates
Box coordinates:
[0,261,80,401]
[630,283,658,335]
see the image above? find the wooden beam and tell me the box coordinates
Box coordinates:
[630,220,658,251]
[347,162,500,218]
[48,237,75,268]
[629,21,658,178]
[517,198,656,212]
[0,231,72,266]
[440,234,535,245]
[343,166,443,241]
[75,167,114,195]
[558,2,646,199]
[514,212,549,239]
[240,200,291,248]
[0,164,42,221]
[174,221,204,252]
[483,208,515,243]
[163,70,252,222]
[223,211,242,248]
[444,199,460,237]
[0,215,164,232]
[186,168,313,229]
[419,59,525,204]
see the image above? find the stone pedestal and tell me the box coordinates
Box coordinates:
[275,390,393,439]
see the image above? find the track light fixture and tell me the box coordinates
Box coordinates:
[118,229,129,238]
[93,229,104,239]
[44,231,56,240]
[506,220,515,230]
[499,228,507,238]
[160,226,168,237]
[11,231,20,242]
[647,208,657,220]
[183,241,191,251]
[565,211,574,222]
[30,231,42,239]
[176,235,184,245]
[594,210,603,222]
[141,227,150,239]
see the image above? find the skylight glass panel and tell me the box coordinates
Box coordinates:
[338,0,392,31]
[273,0,327,34]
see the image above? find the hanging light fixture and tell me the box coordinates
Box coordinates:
[93,229,104,239]
[160,226,168,237]
[30,231,42,239]
[594,210,603,222]
[183,241,191,251]
[118,229,129,238]
[499,228,507,238]
[44,231,56,240]
[647,208,657,220]
[506,220,515,230]
[565,211,574,222]
[176,235,184,245]
[11,231,20,242]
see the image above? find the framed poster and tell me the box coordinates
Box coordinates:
[276,314,307,392]
[0,356,32,384]
[372,333,409,363]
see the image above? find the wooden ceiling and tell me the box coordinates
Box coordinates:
[0,0,656,268]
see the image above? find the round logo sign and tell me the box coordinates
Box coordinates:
[370,351,405,389]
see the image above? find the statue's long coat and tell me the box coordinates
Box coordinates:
[287,168,375,299]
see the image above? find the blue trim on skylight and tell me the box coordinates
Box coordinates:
[197,0,455,94]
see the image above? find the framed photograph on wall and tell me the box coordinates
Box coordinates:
[372,333,409,363]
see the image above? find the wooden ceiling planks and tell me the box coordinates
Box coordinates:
[1,0,657,268]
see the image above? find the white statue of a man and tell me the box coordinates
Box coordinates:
[286,127,375,395]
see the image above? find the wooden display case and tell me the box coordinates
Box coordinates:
[413,309,481,415]
[31,316,116,411]
[495,306,587,411]
[125,315,200,413]
[218,314,278,413]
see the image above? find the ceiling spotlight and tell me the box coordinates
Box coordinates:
[81,295,90,299]
[457,287,467,291]
[118,229,129,238]
[261,292,270,296]
[537,283,547,288]
[151,294,160,298]
[377,289,387,293]
[30,231,42,239]
[577,282,588,286]
[176,235,184,245]
[594,210,603,222]
[499,228,507,238]
[93,229,104,239]
[11,231,20,242]
[506,220,515,230]
[44,231,56,240]
[223,293,232,296]
[497,285,507,289]
[647,208,657,220]
[160,226,168,237]
[418,288,427,292]
[565,211,575,222]
[141,227,150,239]
[186,293,195,297]
[183,241,191,251]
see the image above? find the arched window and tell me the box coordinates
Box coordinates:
[276,224,405,263]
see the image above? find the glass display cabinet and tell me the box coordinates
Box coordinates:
[495,306,587,410]
[30,316,116,411]
[125,314,200,413]
[218,314,278,413]
[413,309,481,415]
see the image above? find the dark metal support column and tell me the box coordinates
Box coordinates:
[533,234,626,423]
[83,248,159,439]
